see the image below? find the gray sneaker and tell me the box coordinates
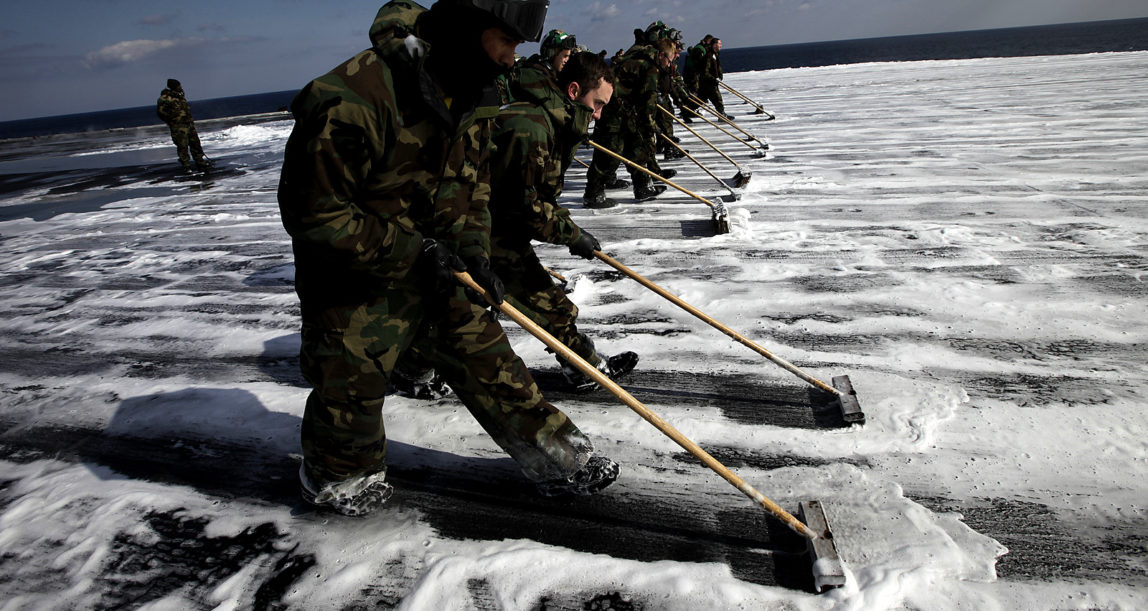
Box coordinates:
[535,455,619,497]
[299,466,393,517]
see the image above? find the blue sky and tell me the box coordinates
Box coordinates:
[1,0,1145,121]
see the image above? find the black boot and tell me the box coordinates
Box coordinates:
[561,363,599,393]
[658,168,677,180]
[299,465,393,517]
[559,350,638,392]
[535,455,619,497]
[634,183,666,202]
[606,351,639,379]
[583,189,618,209]
[390,367,453,400]
[603,176,630,190]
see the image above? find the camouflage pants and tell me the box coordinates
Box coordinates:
[298,280,594,486]
[697,78,725,116]
[586,118,658,193]
[682,78,701,116]
[167,121,207,170]
[491,240,603,369]
[656,94,675,140]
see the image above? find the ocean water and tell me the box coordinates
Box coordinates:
[0,89,297,141]
[1,16,1146,140]
[720,16,1148,73]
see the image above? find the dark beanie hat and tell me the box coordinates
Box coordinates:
[167,79,181,89]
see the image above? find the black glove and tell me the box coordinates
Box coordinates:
[461,256,505,305]
[417,239,467,294]
[569,231,600,260]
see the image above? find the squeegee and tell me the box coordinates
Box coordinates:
[593,251,865,424]
[455,270,847,593]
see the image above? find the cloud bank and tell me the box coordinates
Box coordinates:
[586,2,623,23]
[82,38,202,70]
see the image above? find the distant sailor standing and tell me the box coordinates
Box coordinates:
[156,79,212,173]
[694,36,725,118]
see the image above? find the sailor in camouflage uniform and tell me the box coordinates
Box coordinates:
[156,79,212,173]
[277,0,618,517]
[581,36,678,208]
[651,26,689,161]
[496,28,577,106]
[682,35,711,120]
[628,24,682,178]
[399,52,639,394]
[694,35,726,117]
[537,29,578,74]
[489,51,639,391]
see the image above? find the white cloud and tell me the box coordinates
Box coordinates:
[586,2,622,23]
[82,38,202,70]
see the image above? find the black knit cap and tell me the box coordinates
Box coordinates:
[167,79,181,89]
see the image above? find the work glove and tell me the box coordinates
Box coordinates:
[568,231,601,260]
[417,239,467,295]
[461,256,505,305]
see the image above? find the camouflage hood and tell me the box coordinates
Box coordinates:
[368,0,430,65]
[510,57,593,149]
[366,0,504,120]
[156,87,192,124]
[279,0,505,296]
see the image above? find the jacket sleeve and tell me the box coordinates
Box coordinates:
[685,46,704,85]
[426,105,496,261]
[453,107,498,260]
[277,79,424,281]
[640,61,661,135]
[490,116,581,247]
[669,69,689,106]
[156,96,173,122]
[460,163,494,260]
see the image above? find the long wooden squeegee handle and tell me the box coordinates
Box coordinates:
[593,251,841,398]
[718,81,776,119]
[658,105,745,170]
[682,102,761,153]
[585,140,717,211]
[687,94,771,149]
[658,133,737,197]
[454,270,817,540]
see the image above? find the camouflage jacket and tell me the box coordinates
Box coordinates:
[488,58,592,250]
[660,62,690,106]
[156,88,193,124]
[710,48,723,81]
[278,0,500,303]
[597,44,660,134]
[500,54,553,104]
[692,44,722,82]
